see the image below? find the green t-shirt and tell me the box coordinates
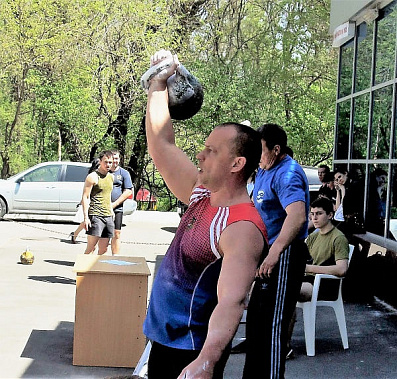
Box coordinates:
[306,226,349,266]
[89,171,114,216]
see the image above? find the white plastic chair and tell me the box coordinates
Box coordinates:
[296,244,354,356]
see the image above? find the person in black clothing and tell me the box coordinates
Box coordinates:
[318,171,337,205]
[366,168,387,236]
[317,165,336,202]
[333,168,365,240]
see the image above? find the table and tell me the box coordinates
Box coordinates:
[73,255,150,367]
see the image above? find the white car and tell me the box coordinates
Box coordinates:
[0,161,136,219]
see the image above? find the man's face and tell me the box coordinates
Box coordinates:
[100,155,113,172]
[196,126,236,190]
[310,207,332,230]
[112,153,120,171]
[259,140,278,170]
[318,168,327,183]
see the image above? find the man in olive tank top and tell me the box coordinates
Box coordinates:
[81,150,115,255]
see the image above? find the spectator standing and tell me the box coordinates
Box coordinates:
[142,50,267,379]
[318,165,336,202]
[81,150,114,255]
[109,149,133,255]
[70,158,100,243]
[322,171,337,204]
[243,123,310,379]
[287,197,349,355]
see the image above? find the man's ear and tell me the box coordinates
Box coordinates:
[231,157,247,173]
[273,145,281,155]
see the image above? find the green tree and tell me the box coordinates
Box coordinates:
[0,0,337,211]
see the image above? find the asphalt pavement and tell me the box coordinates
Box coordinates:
[1,211,397,378]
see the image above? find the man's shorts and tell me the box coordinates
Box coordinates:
[114,211,123,230]
[302,275,340,301]
[87,215,114,238]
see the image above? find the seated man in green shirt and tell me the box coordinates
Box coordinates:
[288,196,349,358]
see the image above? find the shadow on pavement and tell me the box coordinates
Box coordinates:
[45,259,75,267]
[28,275,76,285]
[161,226,177,234]
[20,321,133,378]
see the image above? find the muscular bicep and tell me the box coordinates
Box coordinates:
[82,175,95,200]
[285,201,307,223]
[217,222,264,304]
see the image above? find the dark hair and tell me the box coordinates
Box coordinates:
[318,164,330,173]
[111,149,120,155]
[373,167,387,177]
[98,150,113,161]
[257,123,287,154]
[88,158,100,174]
[285,146,294,158]
[323,171,334,183]
[334,166,348,176]
[218,122,262,181]
[311,196,334,215]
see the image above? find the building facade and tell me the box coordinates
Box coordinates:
[331,0,397,250]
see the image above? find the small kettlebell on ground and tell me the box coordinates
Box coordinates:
[20,247,34,265]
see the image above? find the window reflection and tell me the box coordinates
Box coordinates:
[335,101,350,159]
[375,3,397,85]
[23,166,61,182]
[371,86,392,159]
[334,3,397,243]
[352,94,369,158]
[367,164,388,236]
[349,163,366,229]
[339,40,354,98]
[349,163,366,185]
[355,22,373,92]
[389,165,397,240]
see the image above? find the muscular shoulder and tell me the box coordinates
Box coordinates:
[86,171,98,185]
[219,220,265,259]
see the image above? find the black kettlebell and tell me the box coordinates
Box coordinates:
[141,57,204,120]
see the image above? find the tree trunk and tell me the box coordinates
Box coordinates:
[1,66,28,178]
[127,116,147,198]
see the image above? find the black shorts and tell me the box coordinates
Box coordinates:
[87,215,114,238]
[148,341,230,379]
[302,275,340,301]
[114,212,123,230]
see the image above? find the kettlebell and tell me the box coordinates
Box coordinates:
[20,247,34,265]
[141,56,204,120]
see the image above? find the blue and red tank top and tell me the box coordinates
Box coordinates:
[143,186,267,350]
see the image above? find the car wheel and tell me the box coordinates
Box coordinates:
[0,197,7,219]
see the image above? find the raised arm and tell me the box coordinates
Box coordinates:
[177,221,264,378]
[145,50,199,204]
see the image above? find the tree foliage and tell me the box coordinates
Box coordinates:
[0,0,337,210]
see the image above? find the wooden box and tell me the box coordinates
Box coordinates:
[73,255,150,367]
